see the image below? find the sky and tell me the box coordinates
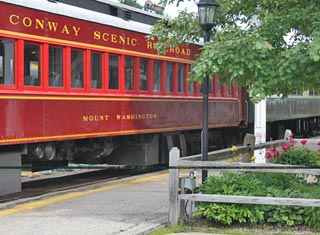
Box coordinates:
[148,0,198,18]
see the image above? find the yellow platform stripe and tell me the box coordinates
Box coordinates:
[0,172,168,216]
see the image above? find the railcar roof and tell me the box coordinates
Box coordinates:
[1,0,159,35]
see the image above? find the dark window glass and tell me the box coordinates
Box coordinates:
[153,60,161,92]
[209,79,213,94]
[109,55,119,90]
[0,40,14,85]
[166,62,173,92]
[49,47,63,87]
[140,59,148,91]
[91,52,102,89]
[228,83,232,95]
[125,57,134,90]
[24,43,40,86]
[71,49,84,88]
[178,64,184,93]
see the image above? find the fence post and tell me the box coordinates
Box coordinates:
[168,147,180,226]
[243,134,255,162]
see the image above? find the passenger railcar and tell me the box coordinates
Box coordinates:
[247,91,320,140]
[0,0,247,167]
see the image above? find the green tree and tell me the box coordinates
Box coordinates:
[148,0,320,100]
[119,0,143,9]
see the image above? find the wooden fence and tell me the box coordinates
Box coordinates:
[168,132,320,226]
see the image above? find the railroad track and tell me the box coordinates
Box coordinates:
[0,165,166,203]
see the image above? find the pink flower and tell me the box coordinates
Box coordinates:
[270,147,277,152]
[274,151,280,158]
[318,149,320,153]
[317,141,320,146]
[265,151,272,159]
[289,139,295,147]
[300,139,307,145]
[281,144,290,151]
[289,134,293,140]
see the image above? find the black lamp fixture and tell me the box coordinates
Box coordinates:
[197,0,219,182]
[197,0,219,32]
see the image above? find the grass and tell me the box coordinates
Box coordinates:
[147,223,320,235]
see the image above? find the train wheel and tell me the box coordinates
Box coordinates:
[45,142,56,160]
[34,144,45,160]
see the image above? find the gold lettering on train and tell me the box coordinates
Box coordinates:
[116,113,157,121]
[35,19,44,29]
[8,14,81,37]
[146,41,191,56]
[48,21,58,32]
[93,31,137,47]
[9,14,19,25]
[82,115,109,122]
[22,17,32,27]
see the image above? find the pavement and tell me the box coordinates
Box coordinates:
[0,170,206,235]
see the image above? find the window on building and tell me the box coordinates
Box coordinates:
[178,64,184,93]
[166,62,173,92]
[140,59,148,91]
[24,43,40,86]
[49,46,63,87]
[0,40,14,85]
[71,49,84,88]
[91,52,102,89]
[153,60,161,92]
[125,56,134,90]
[108,55,119,90]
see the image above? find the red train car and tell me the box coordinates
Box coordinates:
[0,0,247,166]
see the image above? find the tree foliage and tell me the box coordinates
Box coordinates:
[119,0,143,9]
[148,0,320,99]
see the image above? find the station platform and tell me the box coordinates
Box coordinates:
[0,170,174,234]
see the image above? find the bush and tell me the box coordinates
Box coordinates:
[194,172,320,228]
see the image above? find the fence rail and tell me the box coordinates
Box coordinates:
[168,131,320,226]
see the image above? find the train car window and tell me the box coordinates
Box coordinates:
[91,52,102,89]
[71,49,84,88]
[0,40,14,85]
[108,55,119,90]
[49,46,63,87]
[188,81,195,94]
[24,43,40,86]
[187,66,195,94]
[153,60,161,92]
[178,64,184,93]
[209,79,213,94]
[125,56,134,90]
[140,59,148,91]
[198,79,213,94]
[166,62,173,92]
[216,83,222,95]
[227,83,233,95]
[198,83,203,93]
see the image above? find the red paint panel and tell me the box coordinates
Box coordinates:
[0,97,240,145]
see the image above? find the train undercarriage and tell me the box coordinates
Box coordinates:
[267,116,320,140]
[18,126,243,168]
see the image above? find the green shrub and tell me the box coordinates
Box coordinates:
[195,172,320,228]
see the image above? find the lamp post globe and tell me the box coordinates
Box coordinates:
[197,0,219,182]
[197,0,219,31]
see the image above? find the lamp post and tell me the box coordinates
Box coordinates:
[197,0,219,182]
